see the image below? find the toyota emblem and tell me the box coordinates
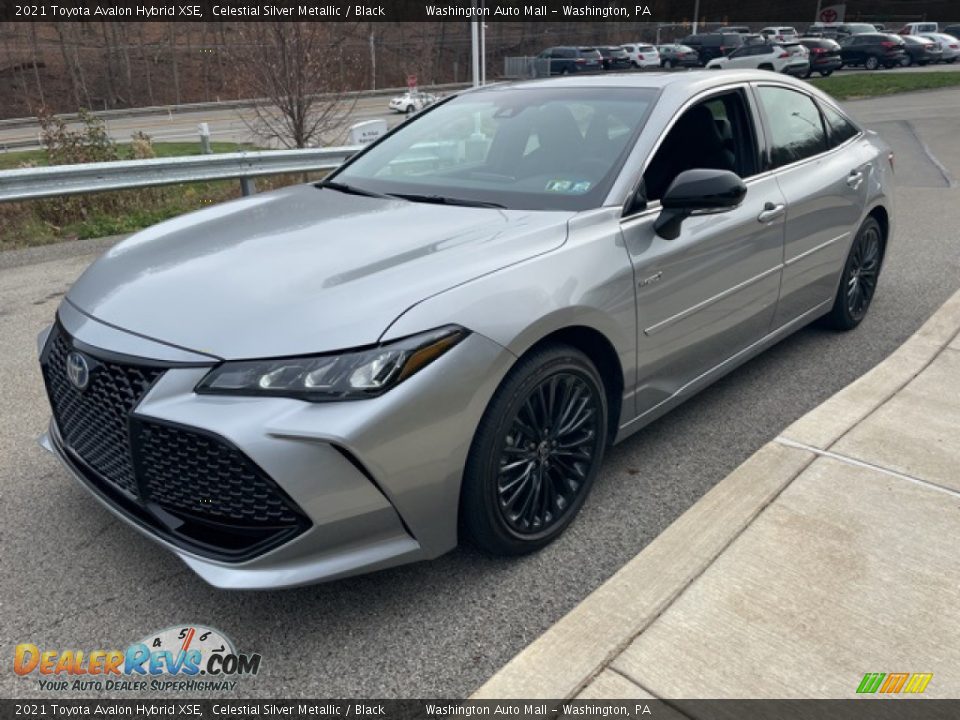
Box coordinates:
[66,351,90,391]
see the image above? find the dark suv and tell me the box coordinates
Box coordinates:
[681,33,745,65]
[839,33,907,69]
[537,46,603,75]
[798,37,843,76]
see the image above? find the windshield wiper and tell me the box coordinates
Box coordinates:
[318,180,392,199]
[389,193,506,209]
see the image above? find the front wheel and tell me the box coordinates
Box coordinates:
[460,344,608,555]
[663,59,674,69]
[865,56,880,70]
[822,217,884,331]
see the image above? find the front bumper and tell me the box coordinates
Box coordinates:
[39,305,516,588]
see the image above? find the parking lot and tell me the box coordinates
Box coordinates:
[1,86,959,698]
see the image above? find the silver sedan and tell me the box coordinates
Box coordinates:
[39,71,894,588]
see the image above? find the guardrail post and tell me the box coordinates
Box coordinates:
[240,177,257,196]
[199,123,212,155]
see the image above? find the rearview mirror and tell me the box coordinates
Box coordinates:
[654,169,747,240]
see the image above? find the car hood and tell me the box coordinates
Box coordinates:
[66,184,572,359]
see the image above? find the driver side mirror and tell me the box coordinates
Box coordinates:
[654,168,747,240]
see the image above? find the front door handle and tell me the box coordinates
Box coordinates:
[757,202,785,224]
[847,170,864,189]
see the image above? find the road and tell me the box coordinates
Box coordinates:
[1,62,958,151]
[2,89,960,700]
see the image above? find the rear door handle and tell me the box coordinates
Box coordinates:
[847,170,864,189]
[757,202,786,224]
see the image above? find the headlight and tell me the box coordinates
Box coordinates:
[195,326,467,402]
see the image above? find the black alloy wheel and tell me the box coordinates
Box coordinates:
[461,344,607,555]
[823,216,884,331]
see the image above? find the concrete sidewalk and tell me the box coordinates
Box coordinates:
[474,289,960,700]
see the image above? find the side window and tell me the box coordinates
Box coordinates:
[820,102,860,147]
[642,90,759,203]
[756,86,827,169]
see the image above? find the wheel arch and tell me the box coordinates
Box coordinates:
[518,324,625,445]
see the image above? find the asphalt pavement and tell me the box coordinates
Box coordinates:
[1,90,959,700]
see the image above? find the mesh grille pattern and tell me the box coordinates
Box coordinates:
[132,420,301,527]
[40,325,308,558]
[42,327,161,497]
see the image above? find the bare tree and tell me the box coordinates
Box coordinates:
[233,22,357,148]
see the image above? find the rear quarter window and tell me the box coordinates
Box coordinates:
[756,86,828,169]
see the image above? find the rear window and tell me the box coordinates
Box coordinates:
[638,45,655,52]
[721,34,744,45]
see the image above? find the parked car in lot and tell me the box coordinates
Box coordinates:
[38,71,894,587]
[682,32,745,65]
[897,22,938,36]
[798,37,843,76]
[900,35,943,65]
[598,45,632,70]
[621,43,661,68]
[839,33,908,69]
[716,26,752,34]
[920,33,960,63]
[389,90,437,115]
[943,24,960,39]
[760,26,799,42]
[655,44,699,68]
[537,46,603,75]
[707,42,809,76]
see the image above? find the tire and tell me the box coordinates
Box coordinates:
[948,58,957,64]
[664,59,674,69]
[865,56,879,70]
[902,55,913,66]
[820,70,834,77]
[404,105,414,115]
[561,67,571,76]
[821,217,884,331]
[460,344,608,555]
[804,68,813,79]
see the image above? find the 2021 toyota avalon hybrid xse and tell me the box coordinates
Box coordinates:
[39,71,894,588]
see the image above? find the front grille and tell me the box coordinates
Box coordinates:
[42,326,162,498]
[41,324,309,560]
[131,419,302,527]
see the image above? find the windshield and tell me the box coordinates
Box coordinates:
[331,86,657,211]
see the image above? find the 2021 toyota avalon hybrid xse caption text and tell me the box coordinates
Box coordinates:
[39,71,894,588]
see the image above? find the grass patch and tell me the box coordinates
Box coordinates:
[0,141,283,251]
[0,141,258,170]
[809,70,960,100]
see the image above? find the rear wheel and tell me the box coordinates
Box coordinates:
[460,344,608,555]
[822,217,884,331]
[663,59,674,69]
[865,55,880,70]
[902,55,913,66]
[820,69,834,77]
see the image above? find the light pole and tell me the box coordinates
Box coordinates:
[471,0,480,88]
[692,0,700,34]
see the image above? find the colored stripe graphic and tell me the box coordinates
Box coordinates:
[857,673,885,693]
[857,672,933,694]
[903,673,934,694]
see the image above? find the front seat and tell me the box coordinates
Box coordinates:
[643,104,737,201]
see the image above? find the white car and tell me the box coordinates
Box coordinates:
[898,22,938,35]
[920,33,960,62]
[760,26,799,43]
[707,43,809,76]
[389,91,437,115]
[621,43,660,68]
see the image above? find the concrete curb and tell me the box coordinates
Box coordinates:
[472,286,960,700]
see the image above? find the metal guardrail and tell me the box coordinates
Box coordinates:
[0,146,361,202]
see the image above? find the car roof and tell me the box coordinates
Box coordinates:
[463,69,816,94]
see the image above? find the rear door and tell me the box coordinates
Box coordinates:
[620,87,787,418]
[753,84,869,326]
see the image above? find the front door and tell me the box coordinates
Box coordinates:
[620,88,786,418]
